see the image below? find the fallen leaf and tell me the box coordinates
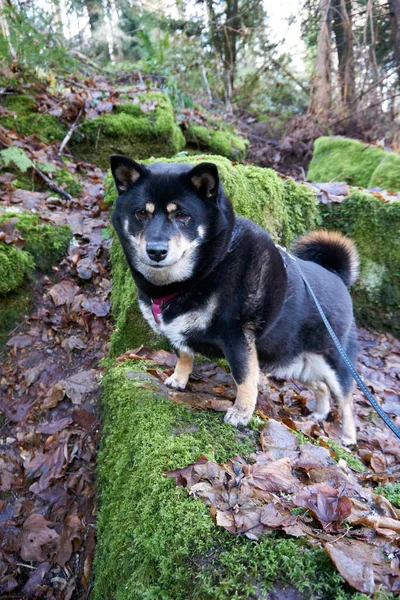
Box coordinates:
[20,514,59,562]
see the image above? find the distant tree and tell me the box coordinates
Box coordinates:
[391,0,400,86]
[331,0,356,109]
[84,0,110,61]
[310,0,332,113]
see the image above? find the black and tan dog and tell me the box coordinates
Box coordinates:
[110,155,359,445]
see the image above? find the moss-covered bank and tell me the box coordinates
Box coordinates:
[96,360,382,600]
[0,211,72,294]
[106,154,319,357]
[308,136,400,192]
[70,92,185,168]
[320,191,400,335]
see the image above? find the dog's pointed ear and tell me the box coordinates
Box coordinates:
[189,162,219,200]
[110,155,147,194]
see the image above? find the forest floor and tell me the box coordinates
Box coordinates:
[0,71,399,599]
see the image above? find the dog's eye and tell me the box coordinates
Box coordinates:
[136,209,148,220]
[176,211,190,223]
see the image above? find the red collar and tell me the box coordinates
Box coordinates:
[151,292,179,324]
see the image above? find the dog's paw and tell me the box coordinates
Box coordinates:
[309,411,329,423]
[165,373,188,391]
[341,432,357,447]
[224,406,252,427]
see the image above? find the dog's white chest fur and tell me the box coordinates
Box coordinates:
[138,295,217,354]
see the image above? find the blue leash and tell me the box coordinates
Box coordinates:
[282,248,400,441]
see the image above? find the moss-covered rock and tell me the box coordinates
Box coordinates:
[308,137,386,188]
[0,243,34,295]
[0,212,72,273]
[0,211,72,296]
[106,154,319,356]
[368,152,400,192]
[70,92,186,168]
[320,191,400,335]
[0,93,67,143]
[185,123,248,160]
[95,359,375,600]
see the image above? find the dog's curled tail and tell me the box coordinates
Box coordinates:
[291,230,359,287]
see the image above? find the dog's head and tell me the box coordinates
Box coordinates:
[110,155,233,287]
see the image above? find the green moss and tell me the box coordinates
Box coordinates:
[375,483,400,508]
[54,168,82,197]
[0,243,34,295]
[0,94,36,116]
[107,154,319,355]
[1,114,67,143]
[71,92,186,168]
[0,211,72,273]
[0,94,67,142]
[0,282,33,349]
[320,190,400,335]
[95,360,369,600]
[293,432,365,472]
[323,440,365,472]
[308,137,386,187]
[185,124,248,161]
[368,152,400,192]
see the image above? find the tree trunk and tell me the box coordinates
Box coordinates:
[84,0,111,61]
[223,0,239,92]
[332,0,356,109]
[390,0,400,87]
[310,0,332,114]
[0,0,16,59]
[52,0,63,35]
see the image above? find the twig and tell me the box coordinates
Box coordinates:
[0,135,71,200]
[15,562,36,570]
[69,49,101,72]
[60,77,98,92]
[327,92,400,128]
[59,109,83,155]
[31,163,72,201]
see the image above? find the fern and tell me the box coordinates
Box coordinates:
[0,147,33,173]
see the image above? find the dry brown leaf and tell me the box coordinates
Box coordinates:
[20,514,59,562]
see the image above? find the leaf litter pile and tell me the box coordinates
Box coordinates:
[118,339,400,596]
[0,71,117,598]
[0,67,399,598]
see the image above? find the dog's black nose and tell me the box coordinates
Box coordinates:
[146,243,168,262]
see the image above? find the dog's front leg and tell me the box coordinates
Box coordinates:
[165,350,194,391]
[223,335,259,427]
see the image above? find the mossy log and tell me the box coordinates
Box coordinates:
[70,92,186,168]
[106,154,319,357]
[307,136,400,192]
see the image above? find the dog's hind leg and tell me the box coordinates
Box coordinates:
[223,336,259,427]
[165,351,194,391]
[309,381,331,422]
[323,370,357,446]
[335,389,357,446]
